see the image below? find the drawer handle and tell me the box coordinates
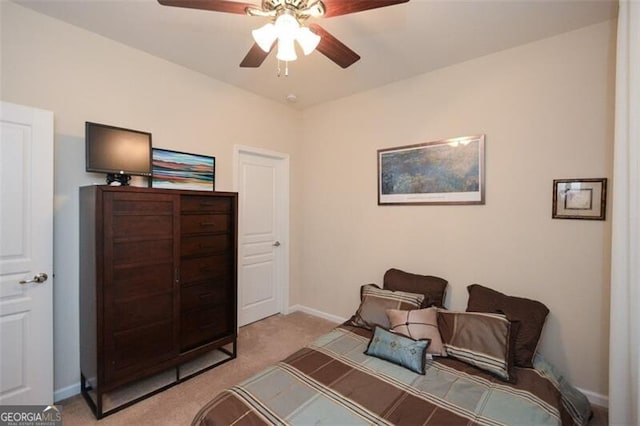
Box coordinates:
[200,266,219,272]
[200,222,216,227]
[199,323,218,331]
[199,292,214,300]
[199,244,218,249]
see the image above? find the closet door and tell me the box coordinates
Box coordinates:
[101,191,180,387]
[0,102,54,404]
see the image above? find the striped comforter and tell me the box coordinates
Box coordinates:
[193,325,591,426]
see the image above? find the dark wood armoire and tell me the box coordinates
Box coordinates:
[79,185,237,418]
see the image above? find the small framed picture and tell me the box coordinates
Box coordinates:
[552,178,607,220]
[150,148,215,191]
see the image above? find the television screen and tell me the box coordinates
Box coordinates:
[85,122,152,178]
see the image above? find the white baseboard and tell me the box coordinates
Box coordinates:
[287,304,347,324]
[577,387,608,408]
[54,382,80,403]
[288,304,610,409]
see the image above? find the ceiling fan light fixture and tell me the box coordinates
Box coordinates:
[274,12,299,39]
[252,23,277,52]
[160,0,410,70]
[253,10,319,63]
[296,27,320,55]
[276,37,297,62]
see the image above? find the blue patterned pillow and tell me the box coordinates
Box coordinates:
[364,326,430,374]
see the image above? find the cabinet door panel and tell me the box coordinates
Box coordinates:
[111,263,174,300]
[112,198,174,215]
[112,215,173,238]
[111,292,174,332]
[102,190,180,387]
[112,238,173,265]
[104,320,174,383]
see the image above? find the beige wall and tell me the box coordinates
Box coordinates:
[1,1,302,398]
[299,21,615,397]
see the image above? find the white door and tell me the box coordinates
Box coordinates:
[235,147,289,326]
[0,101,54,404]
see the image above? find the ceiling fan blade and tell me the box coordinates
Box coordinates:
[309,24,360,69]
[239,42,273,67]
[320,0,409,18]
[157,0,256,15]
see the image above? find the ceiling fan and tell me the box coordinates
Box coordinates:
[157,0,410,69]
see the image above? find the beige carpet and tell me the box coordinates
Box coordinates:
[59,311,337,425]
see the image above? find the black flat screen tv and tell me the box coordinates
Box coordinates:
[85,121,152,185]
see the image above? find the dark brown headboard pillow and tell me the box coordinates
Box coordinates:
[466,284,549,368]
[383,268,448,308]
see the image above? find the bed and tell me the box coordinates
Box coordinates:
[193,269,592,426]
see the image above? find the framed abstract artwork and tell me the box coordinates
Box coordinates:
[150,148,215,191]
[552,178,607,220]
[377,135,485,205]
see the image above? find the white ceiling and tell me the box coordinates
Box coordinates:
[14,0,617,110]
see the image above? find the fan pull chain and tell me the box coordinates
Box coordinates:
[276,60,289,78]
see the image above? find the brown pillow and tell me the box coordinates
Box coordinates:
[386,307,447,356]
[466,284,549,368]
[348,284,424,330]
[438,311,519,383]
[383,268,448,308]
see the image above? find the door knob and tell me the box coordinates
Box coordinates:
[273,241,281,247]
[19,273,48,284]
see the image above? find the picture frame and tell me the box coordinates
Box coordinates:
[552,178,607,220]
[377,135,485,205]
[150,148,215,191]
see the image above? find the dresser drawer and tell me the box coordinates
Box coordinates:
[181,234,231,257]
[181,214,230,235]
[180,306,231,351]
[181,254,230,284]
[181,196,231,213]
[181,279,230,312]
